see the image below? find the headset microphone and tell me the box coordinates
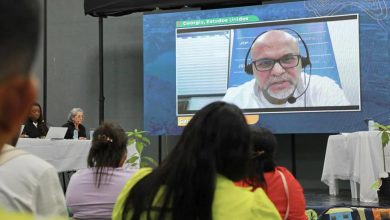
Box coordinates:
[286,62,312,104]
[287,96,296,104]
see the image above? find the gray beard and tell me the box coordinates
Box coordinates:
[261,86,296,105]
[255,73,306,105]
[266,85,296,100]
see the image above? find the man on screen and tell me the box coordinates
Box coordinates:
[222,29,350,109]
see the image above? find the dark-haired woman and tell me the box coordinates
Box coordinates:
[21,102,48,138]
[236,128,307,220]
[112,102,281,220]
[66,123,136,220]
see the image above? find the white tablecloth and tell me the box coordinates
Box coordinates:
[321,131,390,202]
[16,138,92,172]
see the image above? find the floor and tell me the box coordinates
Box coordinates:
[305,189,390,209]
[61,172,390,209]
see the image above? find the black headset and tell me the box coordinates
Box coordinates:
[244,28,311,75]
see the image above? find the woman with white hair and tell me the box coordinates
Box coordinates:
[62,108,87,139]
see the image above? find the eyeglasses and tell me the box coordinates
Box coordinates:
[252,54,301,72]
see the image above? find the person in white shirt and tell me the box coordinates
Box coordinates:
[222,29,350,109]
[0,0,67,218]
[0,145,68,216]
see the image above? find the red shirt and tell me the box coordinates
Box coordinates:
[236,166,307,220]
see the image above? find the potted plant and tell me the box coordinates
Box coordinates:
[375,123,390,198]
[126,129,158,168]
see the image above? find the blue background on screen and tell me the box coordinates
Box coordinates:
[144,0,390,135]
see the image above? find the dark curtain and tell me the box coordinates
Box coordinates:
[84,0,266,17]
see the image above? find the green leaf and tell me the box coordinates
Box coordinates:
[128,139,135,146]
[382,131,390,148]
[141,156,158,167]
[126,155,139,164]
[135,133,142,139]
[136,142,144,155]
[142,137,151,145]
[140,161,148,168]
[375,123,388,131]
[371,178,382,191]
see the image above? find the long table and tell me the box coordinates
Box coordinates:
[16,138,92,172]
[321,131,390,203]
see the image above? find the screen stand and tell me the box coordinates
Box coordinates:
[98,16,105,124]
[158,135,162,164]
[291,134,296,177]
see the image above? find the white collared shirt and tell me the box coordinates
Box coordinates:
[222,73,350,109]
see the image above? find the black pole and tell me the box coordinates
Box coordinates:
[98,17,104,124]
[291,134,297,177]
[158,135,162,164]
[43,0,47,120]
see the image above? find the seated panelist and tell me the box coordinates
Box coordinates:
[21,102,48,138]
[62,108,87,139]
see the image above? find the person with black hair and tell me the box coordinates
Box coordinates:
[66,123,136,220]
[21,102,48,138]
[112,102,281,220]
[236,127,307,220]
[0,0,67,218]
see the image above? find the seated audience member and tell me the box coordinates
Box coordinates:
[21,102,48,138]
[0,0,68,218]
[0,143,67,217]
[112,102,281,220]
[62,108,86,139]
[236,127,307,220]
[66,123,135,220]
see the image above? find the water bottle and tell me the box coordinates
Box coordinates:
[73,129,78,139]
[368,120,375,131]
[89,128,94,140]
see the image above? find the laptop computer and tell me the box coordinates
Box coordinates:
[45,127,68,139]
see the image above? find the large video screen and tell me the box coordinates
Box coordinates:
[144,0,390,135]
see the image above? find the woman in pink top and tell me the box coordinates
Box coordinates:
[66,123,135,220]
